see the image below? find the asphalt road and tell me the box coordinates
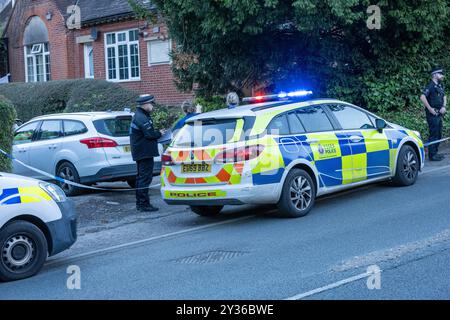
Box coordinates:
[1,158,450,300]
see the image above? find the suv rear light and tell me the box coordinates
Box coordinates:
[80,137,118,149]
[215,145,265,164]
[162,153,174,166]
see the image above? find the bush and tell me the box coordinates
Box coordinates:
[194,96,226,113]
[0,79,139,122]
[65,80,138,113]
[0,96,16,172]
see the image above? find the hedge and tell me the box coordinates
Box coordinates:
[0,79,182,131]
[0,79,138,122]
[0,96,16,172]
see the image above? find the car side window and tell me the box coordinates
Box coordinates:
[64,120,88,137]
[287,112,306,134]
[13,122,39,145]
[296,105,334,132]
[37,120,63,141]
[267,114,290,135]
[329,104,375,130]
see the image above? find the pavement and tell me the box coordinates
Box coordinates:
[0,143,450,299]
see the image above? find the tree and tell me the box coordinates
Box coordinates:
[132,1,449,111]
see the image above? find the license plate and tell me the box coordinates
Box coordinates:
[123,145,131,152]
[182,163,211,173]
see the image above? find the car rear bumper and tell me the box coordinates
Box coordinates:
[46,199,77,256]
[80,162,161,184]
[161,183,279,206]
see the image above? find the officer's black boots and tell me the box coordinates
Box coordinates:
[430,154,444,161]
[137,204,159,212]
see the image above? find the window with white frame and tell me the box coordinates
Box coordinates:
[105,29,140,81]
[25,43,50,82]
[147,39,171,65]
[84,43,94,78]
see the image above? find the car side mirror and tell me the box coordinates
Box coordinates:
[375,119,387,132]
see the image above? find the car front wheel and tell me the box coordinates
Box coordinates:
[278,168,316,218]
[393,145,419,186]
[0,221,48,282]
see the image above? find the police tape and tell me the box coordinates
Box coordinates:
[423,136,450,147]
[0,148,161,192]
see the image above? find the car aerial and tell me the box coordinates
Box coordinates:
[12,111,164,196]
[161,92,424,218]
[0,172,77,282]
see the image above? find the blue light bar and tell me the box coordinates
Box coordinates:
[243,90,313,104]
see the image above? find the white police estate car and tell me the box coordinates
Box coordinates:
[0,172,77,282]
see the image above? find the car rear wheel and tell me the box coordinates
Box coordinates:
[0,221,48,282]
[56,162,82,196]
[278,168,316,218]
[393,145,419,186]
[190,206,224,217]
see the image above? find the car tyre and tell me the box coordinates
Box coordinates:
[190,206,224,217]
[56,162,82,196]
[393,145,419,186]
[278,168,316,218]
[0,221,48,282]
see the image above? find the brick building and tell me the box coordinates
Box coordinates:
[2,0,193,105]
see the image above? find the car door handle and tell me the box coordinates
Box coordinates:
[349,136,363,143]
[306,139,319,144]
[18,149,27,153]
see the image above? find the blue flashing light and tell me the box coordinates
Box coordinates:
[244,90,313,104]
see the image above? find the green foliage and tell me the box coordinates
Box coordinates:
[152,105,181,130]
[0,80,139,122]
[0,96,16,172]
[194,96,226,113]
[134,0,449,136]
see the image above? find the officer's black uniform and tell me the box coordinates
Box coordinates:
[130,95,162,211]
[423,70,446,159]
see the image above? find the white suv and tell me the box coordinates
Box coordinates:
[12,112,163,196]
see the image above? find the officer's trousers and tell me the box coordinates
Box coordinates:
[136,158,154,208]
[426,113,443,158]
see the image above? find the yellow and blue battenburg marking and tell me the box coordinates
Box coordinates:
[250,128,424,188]
[0,187,52,206]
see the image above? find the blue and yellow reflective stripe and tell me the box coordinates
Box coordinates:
[0,187,52,206]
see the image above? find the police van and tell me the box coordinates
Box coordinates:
[0,172,77,281]
[161,92,424,218]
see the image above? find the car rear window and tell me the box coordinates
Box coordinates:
[173,119,239,147]
[94,117,132,137]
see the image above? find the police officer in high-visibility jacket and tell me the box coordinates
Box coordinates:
[130,95,163,212]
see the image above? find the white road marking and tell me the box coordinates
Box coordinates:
[422,164,450,175]
[284,271,376,300]
[45,215,255,267]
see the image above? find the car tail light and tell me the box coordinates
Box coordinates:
[215,145,265,163]
[80,137,118,149]
[162,153,174,166]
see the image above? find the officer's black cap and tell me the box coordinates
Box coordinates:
[431,67,444,76]
[136,94,155,105]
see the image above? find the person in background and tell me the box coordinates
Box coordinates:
[420,67,446,161]
[226,92,240,109]
[130,95,164,212]
[172,100,199,136]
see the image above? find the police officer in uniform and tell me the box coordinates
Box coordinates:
[130,95,163,212]
[420,67,447,161]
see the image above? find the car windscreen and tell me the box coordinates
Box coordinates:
[94,116,132,137]
[173,119,239,147]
